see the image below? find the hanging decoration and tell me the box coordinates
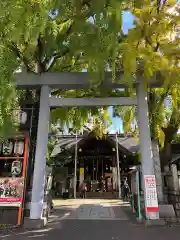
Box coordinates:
[20,111,28,124]
[3,141,13,155]
[11,160,22,176]
[14,140,25,156]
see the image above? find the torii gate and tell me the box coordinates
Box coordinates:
[16,72,163,225]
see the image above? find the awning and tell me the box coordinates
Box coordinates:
[51,138,82,157]
[110,137,139,153]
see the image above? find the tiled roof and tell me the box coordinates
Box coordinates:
[110,137,139,152]
[51,135,139,157]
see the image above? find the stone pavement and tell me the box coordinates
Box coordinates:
[51,199,129,220]
[0,199,180,240]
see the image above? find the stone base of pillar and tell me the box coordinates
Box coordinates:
[23,198,51,229]
[23,217,48,229]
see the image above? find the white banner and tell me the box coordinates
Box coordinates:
[144,175,159,213]
[0,202,21,207]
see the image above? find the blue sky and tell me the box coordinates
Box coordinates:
[108,11,134,134]
[122,11,135,34]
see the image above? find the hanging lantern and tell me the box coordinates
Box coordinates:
[14,140,25,156]
[3,141,13,155]
[20,111,28,124]
[11,160,22,176]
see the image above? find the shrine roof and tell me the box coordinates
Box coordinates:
[50,134,139,158]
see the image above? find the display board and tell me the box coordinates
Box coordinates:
[0,136,29,225]
[0,177,24,206]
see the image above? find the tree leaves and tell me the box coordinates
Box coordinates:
[0,0,179,140]
[51,106,111,138]
[0,44,19,139]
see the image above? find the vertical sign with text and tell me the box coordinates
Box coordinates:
[144,175,159,213]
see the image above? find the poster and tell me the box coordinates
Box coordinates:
[144,175,159,213]
[0,177,24,207]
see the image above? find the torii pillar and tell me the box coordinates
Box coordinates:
[27,85,50,227]
[136,80,159,220]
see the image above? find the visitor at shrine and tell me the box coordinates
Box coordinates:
[123,178,130,201]
[80,181,87,199]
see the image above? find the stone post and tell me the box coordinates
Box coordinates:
[171,164,179,192]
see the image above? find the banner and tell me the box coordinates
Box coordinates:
[144,175,159,213]
[0,177,24,207]
[80,168,84,175]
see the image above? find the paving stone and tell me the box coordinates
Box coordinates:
[1,199,180,239]
[2,219,180,240]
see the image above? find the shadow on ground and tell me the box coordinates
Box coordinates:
[0,199,180,240]
[1,220,180,240]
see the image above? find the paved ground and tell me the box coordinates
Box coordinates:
[51,199,129,220]
[0,199,180,240]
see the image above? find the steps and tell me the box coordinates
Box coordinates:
[77,192,118,199]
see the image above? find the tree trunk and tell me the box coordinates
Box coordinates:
[160,140,172,171]
[148,92,164,202]
[152,139,164,203]
[160,125,178,170]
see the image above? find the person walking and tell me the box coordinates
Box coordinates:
[123,178,130,201]
[80,181,87,199]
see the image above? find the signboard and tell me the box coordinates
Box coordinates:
[80,168,84,174]
[0,178,24,207]
[144,175,159,213]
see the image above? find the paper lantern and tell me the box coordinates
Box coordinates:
[14,140,25,155]
[11,160,22,176]
[3,141,13,155]
[20,111,27,124]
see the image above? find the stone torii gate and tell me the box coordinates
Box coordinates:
[16,72,163,225]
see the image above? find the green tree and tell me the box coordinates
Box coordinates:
[0,0,179,140]
[0,0,133,137]
[114,88,180,168]
[113,1,180,168]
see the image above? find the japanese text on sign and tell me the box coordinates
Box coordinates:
[144,175,159,213]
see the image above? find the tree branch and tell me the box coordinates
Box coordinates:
[36,35,46,73]
[158,85,170,108]
[45,0,109,72]
[48,0,97,69]
[162,0,168,9]
[62,61,85,72]
[157,0,161,13]
[157,0,167,13]
[46,48,69,72]
[10,43,32,72]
